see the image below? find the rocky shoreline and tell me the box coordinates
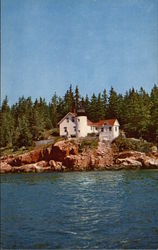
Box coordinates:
[1,140,158,174]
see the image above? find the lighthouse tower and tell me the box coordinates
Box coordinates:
[76,108,88,137]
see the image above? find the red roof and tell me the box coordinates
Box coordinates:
[58,111,118,127]
[87,119,117,127]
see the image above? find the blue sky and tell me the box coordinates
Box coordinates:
[2,0,158,104]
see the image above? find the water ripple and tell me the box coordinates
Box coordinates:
[1,170,158,249]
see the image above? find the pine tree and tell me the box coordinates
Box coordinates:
[0,96,14,147]
[96,93,105,120]
[1,84,157,148]
[12,116,33,148]
[137,87,151,139]
[64,85,74,113]
[50,93,58,127]
[150,84,158,142]
[116,93,124,124]
[30,99,45,139]
[84,94,90,117]
[39,97,52,130]
[57,97,65,121]
[123,87,151,138]
[102,89,108,118]
[74,85,80,111]
[89,93,98,121]
[107,87,120,119]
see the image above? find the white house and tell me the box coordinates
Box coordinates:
[58,110,120,141]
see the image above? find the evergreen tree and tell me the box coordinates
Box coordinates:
[30,99,45,139]
[1,84,158,149]
[116,93,124,124]
[39,97,52,130]
[50,93,58,127]
[64,84,74,113]
[123,88,151,138]
[74,85,80,111]
[150,84,158,142]
[96,93,105,120]
[102,89,108,118]
[89,93,98,121]
[84,94,90,117]
[56,96,65,121]
[107,87,120,118]
[0,96,14,147]
[12,116,33,148]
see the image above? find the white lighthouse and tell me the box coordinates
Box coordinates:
[76,109,88,137]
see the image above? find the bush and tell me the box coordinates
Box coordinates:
[87,133,98,137]
[79,138,98,152]
[51,128,59,137]
[112,136,153,153]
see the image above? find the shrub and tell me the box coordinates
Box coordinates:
[87,133,98,137]
[51,128,59,137]
[79,138,98,152]
[112,136,153,153]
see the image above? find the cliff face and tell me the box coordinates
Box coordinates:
[0,140,158,173]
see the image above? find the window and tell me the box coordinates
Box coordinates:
[74,126,76,131]
[78,118,80,122]
[78,130,80,133]
[109,127,112,131]
[64,127,67,132]
[101,128,104,132]
[66,118,69,123]
[115,126,117,132]
[72,117,75,122]
[91,126,93,130]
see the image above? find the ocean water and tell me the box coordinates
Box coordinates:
[1,170,158,249]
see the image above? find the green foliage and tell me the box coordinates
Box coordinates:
[79,138,99,151]
[64,84,75,114]
[107,87,124,120]
[50,93,58,127]
[89,93,98,121]
[0,96,14,147]
[75,85,80,111]
[150,85,158,142]
[122,88,151,139]
[113,136,153,153]
[1,84,158,150]
[12,116,33,149]
[102,89,108,118]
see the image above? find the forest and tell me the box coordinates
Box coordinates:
[1,84,158,149]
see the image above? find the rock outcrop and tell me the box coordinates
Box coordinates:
[114,151,158,169]
[0,140,158,174]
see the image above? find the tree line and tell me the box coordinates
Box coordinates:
[1,84,158,148]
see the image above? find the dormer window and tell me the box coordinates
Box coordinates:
[72,117,75,122]
[66,118,69,123]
